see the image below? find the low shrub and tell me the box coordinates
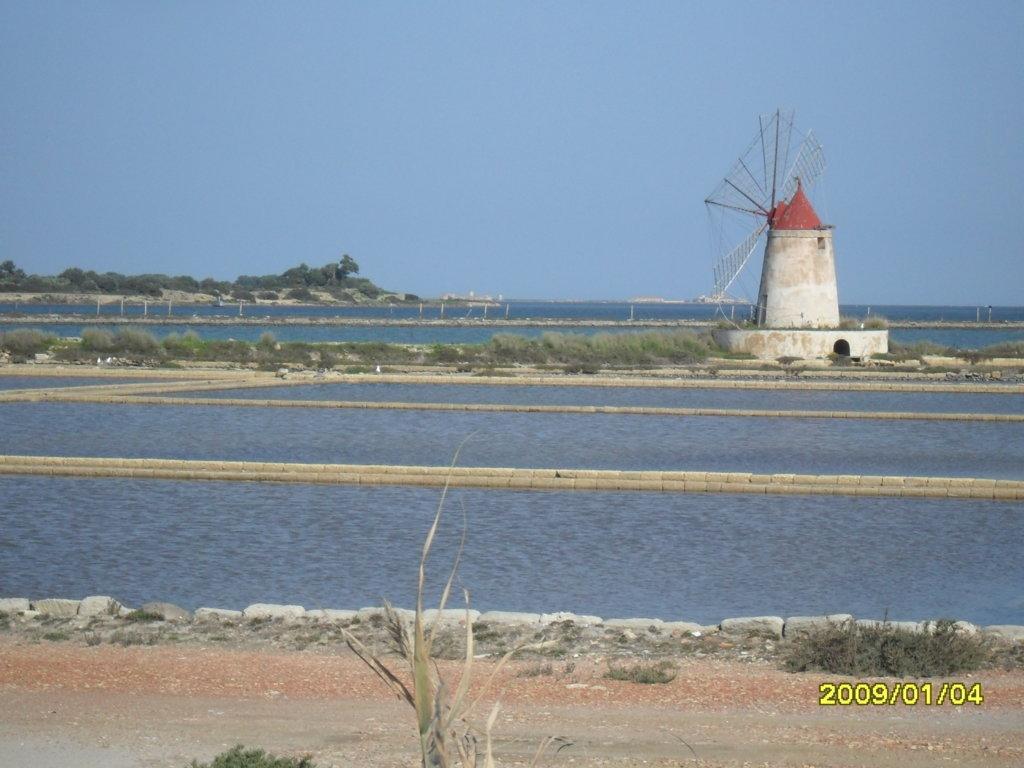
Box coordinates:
[115,327,160,355]
[79,327,162,357]
[839,315,889,330]
[783,620,990,677]
[257,291,279,300]
[189,746,316,768]
[863,315,889,329]
[887,340,955,360]
[482,329,716,368]
[287,287,315,302]
[124,609,163,623]
[80,327,117,352]
[0,328,54,355]
[163,331,204,358]
[604,660,678,684]
[974,340,1024,359]
[517,662,554,678]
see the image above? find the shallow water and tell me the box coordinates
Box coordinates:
[1,477,1020,625]
[168,381,1024,415]
[0,376,147,390]
[1,402,1022,479]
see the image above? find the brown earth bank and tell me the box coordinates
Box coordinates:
[1,630,1023,767]
[1,640,1022,768]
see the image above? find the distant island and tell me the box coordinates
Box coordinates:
[0,257,419,305]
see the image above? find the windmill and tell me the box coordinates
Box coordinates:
[707,110,888,359]
[704,109,827,317]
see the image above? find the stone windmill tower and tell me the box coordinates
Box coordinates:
[755,179,839,328]
[704,110,887,360]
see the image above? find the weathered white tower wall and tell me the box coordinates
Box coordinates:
[756,228,840,328]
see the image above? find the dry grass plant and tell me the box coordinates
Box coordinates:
[339,445,567,768]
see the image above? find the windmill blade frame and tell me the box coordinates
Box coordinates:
[703,109,825,303]
[712,221,768,297]
[779,130,826,203]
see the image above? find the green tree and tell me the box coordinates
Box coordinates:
[0,260,26,284]
[339,254,359,280]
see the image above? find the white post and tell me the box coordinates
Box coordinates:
[483,304,488,319]
[168,299,172,316]
[239,300,243,317]
[143,300,148,316]
[440,302,445,319]
[629,304,634,321]
[96,299,100,316]
[120,298,124,316]
[988,306,993,322]
[976,307,980,323]
[505,303,510,319]
[419,302,423,319]
[731,305,735,320]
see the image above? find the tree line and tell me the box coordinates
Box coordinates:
[0,256,409,301]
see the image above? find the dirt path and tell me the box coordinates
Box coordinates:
[1,641,1021,767]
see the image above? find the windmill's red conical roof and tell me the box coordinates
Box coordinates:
[768,180,821,230]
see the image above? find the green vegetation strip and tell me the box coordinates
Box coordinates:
[1,455,1021,500]
[7,392,1022,423]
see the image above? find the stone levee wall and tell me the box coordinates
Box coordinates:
[2,595,1021,643]
[2,454,1022,499]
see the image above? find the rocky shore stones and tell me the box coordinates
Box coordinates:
[356,606,415,623]
[720,616,785,638]
[604,618,665,630]
[78,595,124,617]
[663,621,707,635]
[0,598,30,614]
[195,607,243,621]
[32,598,81,617]
[142,602,191,621]
[983,625,1024,642]
[540,611,603,626]
[783,614,853,638]
[305,609,357,622]
[420,608,481,625]
[242,603,305,621]
[854,619,926,633]
[477,611,542,625]
[952,620,979,635]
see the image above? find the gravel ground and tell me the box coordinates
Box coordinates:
[1,636,1022,768]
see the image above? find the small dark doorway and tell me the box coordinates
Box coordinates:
[833,339,851,356]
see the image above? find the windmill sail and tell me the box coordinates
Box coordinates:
[704,110,825,302]
[779,130,825,202]
[712,221,767,297]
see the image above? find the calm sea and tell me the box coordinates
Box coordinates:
[0,379,1021,625]
[1,477,1020,626]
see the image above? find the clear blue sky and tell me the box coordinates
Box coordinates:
[2,2,1021,304]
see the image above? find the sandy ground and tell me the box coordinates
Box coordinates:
[1,640,1022,767]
